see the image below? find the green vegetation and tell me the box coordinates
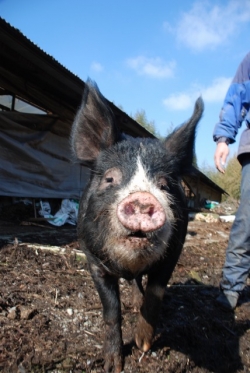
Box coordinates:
[132,109,160,137]
[202,155,241,200]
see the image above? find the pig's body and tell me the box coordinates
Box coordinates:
[71,80,203,373]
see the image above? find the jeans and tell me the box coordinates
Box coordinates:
[221,156,250,292]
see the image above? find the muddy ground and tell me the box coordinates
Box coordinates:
[0,203,250,373]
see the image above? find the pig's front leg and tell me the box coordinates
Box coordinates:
[89,264,123,373]
[132,275,144,311]
[135,274,165,352]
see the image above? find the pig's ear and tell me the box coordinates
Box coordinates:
[164,97,204,174]
[71,79,120,163]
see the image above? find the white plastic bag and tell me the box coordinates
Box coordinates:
[39,201,51,217]
[39,199,79,226]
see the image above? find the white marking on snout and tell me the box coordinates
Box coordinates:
[115,157,174,224]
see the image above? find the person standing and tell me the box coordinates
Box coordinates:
[213,51,250,310]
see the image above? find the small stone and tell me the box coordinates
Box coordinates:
[7,307,17,319]
[67,308,73,316]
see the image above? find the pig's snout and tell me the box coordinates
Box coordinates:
[117,192,166,232]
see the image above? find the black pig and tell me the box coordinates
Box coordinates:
[71,80,203,373]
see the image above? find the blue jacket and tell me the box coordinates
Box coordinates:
[213,52,250,159]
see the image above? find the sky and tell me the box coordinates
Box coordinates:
[1,0,250,169]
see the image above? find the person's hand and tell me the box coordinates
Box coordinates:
[214,142,229,173]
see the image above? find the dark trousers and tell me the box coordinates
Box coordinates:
[221,156,250,292]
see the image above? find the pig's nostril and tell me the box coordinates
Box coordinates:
[124,202,155,217]
[124,203,135,216]
[148,206,155,217]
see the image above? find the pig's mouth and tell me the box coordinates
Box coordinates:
[128,230,147,239]
[124,230,151,247]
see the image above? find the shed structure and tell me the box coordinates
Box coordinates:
[183,170,227,208]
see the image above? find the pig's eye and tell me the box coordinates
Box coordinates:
[106,177,114,183]
[157,177,169,191]
[160,184,168,191]
[99,167,122,191]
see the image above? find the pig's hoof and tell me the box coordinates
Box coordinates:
[135,315,154,352]
[104,353,123,373]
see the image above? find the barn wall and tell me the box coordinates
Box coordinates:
[0,112,89,199]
